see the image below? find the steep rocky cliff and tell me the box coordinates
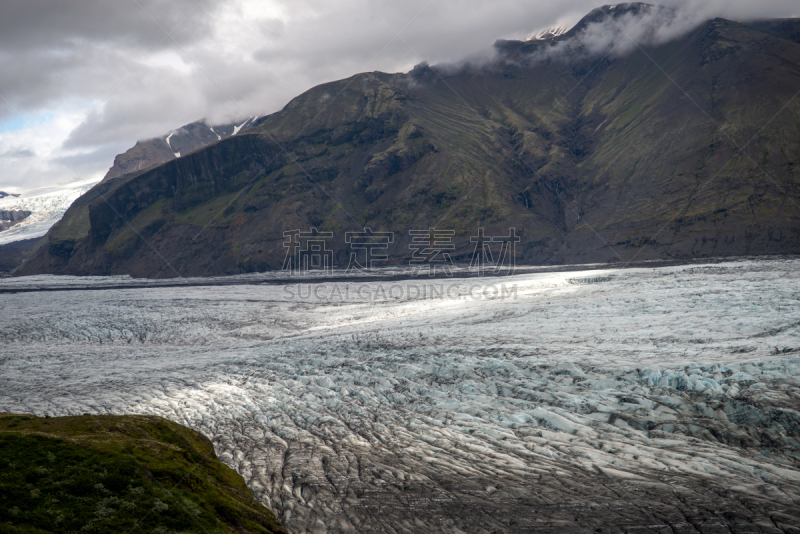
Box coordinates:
[0,210,31,231]
[102,117,260,181]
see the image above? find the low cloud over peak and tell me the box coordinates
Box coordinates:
[0,0,798,194]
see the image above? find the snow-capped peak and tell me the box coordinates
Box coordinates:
[529,25,569,41]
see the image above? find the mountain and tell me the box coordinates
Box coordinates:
[17,5,800,278]
[102,117,259,182]
[0,117,259,272]
[0,238,39,274]
[0,210,31,232]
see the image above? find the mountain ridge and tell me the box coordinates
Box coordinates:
[102,116,261,182]
[17,8,800,277]
[0,117,261,271]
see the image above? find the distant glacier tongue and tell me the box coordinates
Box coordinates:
[2,259,800,532]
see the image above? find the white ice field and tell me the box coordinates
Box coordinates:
[1,258,800,533]
[0,181,98,245]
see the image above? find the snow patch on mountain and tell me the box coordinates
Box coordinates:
[529,25,568,40]
[232,116,256,136]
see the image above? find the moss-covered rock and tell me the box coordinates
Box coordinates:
[0,413,286,534]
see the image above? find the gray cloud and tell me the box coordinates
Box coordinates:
[0,0,222,50]
[529,0,800,61]
[1,147,35,159]
[1,0,798,193]
[0,0,223,120]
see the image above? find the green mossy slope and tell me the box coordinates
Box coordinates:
[0,414,286,534]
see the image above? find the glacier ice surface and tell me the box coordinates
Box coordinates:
[0,181,98,245]
[2,258,800,532]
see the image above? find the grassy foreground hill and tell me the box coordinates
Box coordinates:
[0,413,286,534]
[16,5,800,277]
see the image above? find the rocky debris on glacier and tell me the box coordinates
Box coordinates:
[162,354,800,533]
[1,259,800,532]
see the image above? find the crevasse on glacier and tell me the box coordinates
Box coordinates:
[1,259,800,533]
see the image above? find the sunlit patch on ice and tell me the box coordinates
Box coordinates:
[1,258,800,532]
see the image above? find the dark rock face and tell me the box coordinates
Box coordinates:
[0,209,31,231]
[17,14,800,278]
[0,237,38,273]
[744,18,800,46]
[101,117,259,181]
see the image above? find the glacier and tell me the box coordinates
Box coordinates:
[0,181,98,245]
[1,258,800,532]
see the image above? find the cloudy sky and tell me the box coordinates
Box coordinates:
[1,0,798,195]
